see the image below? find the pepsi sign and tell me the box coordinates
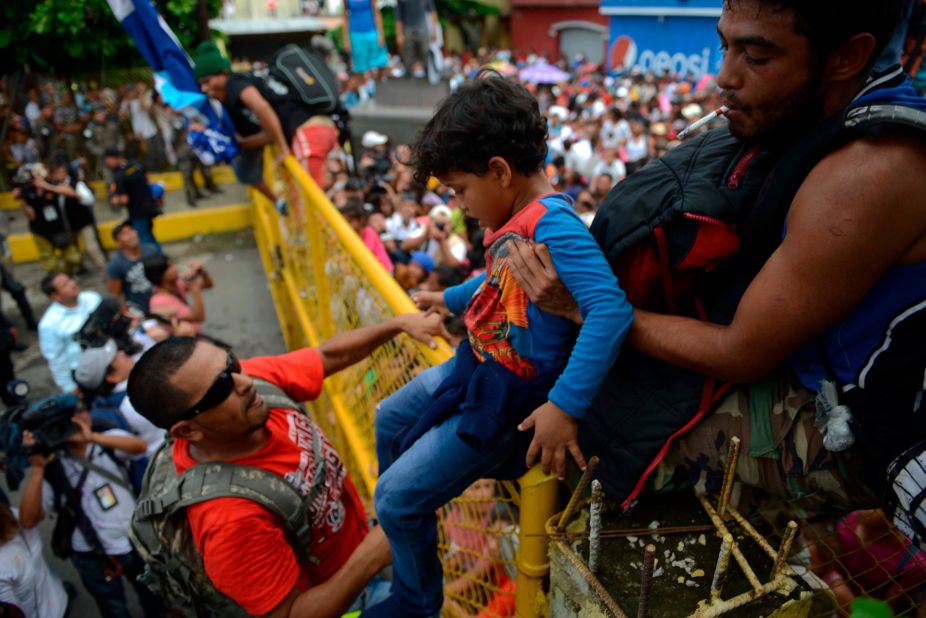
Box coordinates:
[604,12,723,79]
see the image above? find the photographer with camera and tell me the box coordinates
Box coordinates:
[17,400,164,618]
[13,160,90,276]
[75,340,166,460]
[421,204,467,270]
[143,254,213,335]
[38,274,101,393]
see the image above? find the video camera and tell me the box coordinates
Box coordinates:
[75,296,141,354]
[0,382,81,490]
[11,163,47,192]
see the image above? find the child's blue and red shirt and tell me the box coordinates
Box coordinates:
[444,193,633,418]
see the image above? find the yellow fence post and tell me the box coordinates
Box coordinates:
[516,466,559,617]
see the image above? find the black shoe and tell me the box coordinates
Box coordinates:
[11,340,27,352]
[207,186,223,194]
[187,198,198,208]
[194,192,208,200]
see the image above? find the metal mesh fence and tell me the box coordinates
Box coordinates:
[251,155,537,616]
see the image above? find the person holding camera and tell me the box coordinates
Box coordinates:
[422,204,467,270]
[13,160,91,276]
[143,254,213,335]
[17,405,164,618]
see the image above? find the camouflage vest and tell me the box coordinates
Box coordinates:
[129,379,327,617]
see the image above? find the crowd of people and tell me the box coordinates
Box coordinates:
[1,0,926,616]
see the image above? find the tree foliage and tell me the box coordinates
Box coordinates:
[0,0,221,75]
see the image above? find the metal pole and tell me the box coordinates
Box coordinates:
[771,521,799,580]
[710,533,734,602]
[718,436,741,518]
[556,455,600,532]
[637,544,657,618]
[515,465,559,617]
[588,480,603,573]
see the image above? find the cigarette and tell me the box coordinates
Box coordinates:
[677,105,730,140]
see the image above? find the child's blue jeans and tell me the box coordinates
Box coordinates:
[373,358,527,617]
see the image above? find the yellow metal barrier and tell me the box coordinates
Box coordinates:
[252,154,558,617]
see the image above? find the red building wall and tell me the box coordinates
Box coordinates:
[509,1,608,62]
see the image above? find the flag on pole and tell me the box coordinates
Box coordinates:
[105,0,238,163]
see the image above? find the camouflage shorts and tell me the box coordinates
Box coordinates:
[657,374,878,514]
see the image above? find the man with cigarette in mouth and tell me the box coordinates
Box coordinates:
[507,0,926,526]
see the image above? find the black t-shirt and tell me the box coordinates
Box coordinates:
[20,177,91,241]
[224,72,312,143]
[113,161,158,220]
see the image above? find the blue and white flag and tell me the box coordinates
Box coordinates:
[105,0,238,163]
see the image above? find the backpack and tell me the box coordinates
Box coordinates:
[129,379,328,617]
[582,98,926,511]
[264,44,340,116]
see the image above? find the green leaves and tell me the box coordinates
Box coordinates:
[0,0,221,74]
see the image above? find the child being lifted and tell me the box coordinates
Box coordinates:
[366,71,634,617]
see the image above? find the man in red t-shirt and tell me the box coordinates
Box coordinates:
[127,312,445,617]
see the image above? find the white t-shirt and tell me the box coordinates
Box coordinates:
[118,389,166,459]
[42,436,139,555]
[0,509,68,618]
[129,97,158,140]
[386,213,424,242]
[425,235,467,265]
[593,160,627,184]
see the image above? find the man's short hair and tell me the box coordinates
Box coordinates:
[411,70,548,185]
[127,337,199,429]
[40,272,62,297]
[726,0,904,72]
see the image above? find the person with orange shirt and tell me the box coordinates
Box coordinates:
[126,312,446,617]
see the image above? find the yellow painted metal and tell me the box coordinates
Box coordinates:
[6,203,252,264]
[515,466,559,617]
[280,156,451,365]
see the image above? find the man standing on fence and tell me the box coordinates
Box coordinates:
[126,312,446,617]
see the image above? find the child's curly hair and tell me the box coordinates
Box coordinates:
[411,70,548,185]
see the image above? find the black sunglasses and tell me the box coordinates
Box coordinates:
[179,353,241,420]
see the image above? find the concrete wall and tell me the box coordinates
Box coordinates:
[509,6,608,61]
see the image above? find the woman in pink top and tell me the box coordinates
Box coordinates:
[142,253,213,333]
[341,198,394,274]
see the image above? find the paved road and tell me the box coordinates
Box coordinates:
[3,228,286,617]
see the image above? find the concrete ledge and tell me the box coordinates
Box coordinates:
[7,203,253,263]
[0,165,237,211]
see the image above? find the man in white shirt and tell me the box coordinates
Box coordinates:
[38,274,101,392]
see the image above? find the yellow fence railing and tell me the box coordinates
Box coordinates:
[251,154,559,617]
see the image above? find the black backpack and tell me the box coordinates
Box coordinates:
[264,44,339,116]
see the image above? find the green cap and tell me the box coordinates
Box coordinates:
[192,41,232,79]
